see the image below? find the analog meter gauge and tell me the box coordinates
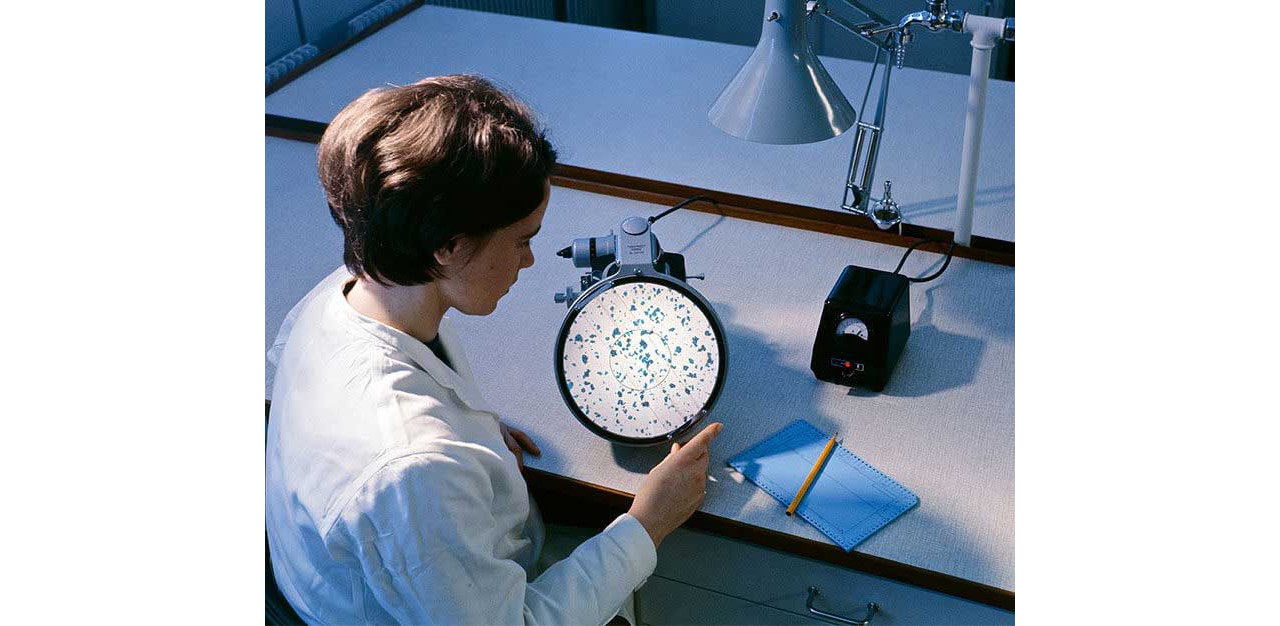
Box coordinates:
[836,316,870,340]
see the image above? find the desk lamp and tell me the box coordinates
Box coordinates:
[709,0,1013,245]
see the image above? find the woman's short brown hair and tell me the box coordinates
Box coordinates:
[317,74,557,286]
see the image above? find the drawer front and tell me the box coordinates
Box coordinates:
[638,575,827,626]
[653,528,1013,625]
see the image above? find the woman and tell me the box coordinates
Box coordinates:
[265,74,722,625]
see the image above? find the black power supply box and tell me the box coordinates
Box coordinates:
[810,265,911,391]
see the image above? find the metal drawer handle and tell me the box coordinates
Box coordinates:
[806,586,879,625]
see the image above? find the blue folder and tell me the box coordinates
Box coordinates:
[727,419,919,551]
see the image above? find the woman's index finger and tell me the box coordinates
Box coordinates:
[681,422,724,454]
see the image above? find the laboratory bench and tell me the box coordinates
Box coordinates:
[267,130,1013,622]
[265,3,1015,263]
[266,5,1014,621]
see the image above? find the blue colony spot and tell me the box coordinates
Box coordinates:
[612,328,620,337]
[574,333,583,342]
[581,355,589,364]
[674,346,682,354]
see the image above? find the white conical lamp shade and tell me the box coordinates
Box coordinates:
[709,0,856,145]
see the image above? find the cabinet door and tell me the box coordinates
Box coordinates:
[266,0,304,63]
[295,0,383,50]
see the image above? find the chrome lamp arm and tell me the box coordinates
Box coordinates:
[806,1,906,229]
[806,1,1014,240]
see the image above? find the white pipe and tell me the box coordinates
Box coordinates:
[953,14,1005,247]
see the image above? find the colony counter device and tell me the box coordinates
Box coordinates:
[551,198,728,446]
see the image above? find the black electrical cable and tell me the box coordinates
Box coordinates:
[648,195,720,224]
[893,237,957,283]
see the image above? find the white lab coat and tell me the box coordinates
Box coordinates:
[266,268,655,625]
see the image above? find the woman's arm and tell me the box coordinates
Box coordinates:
[334,450,655,625]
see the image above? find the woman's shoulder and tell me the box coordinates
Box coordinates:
[269,266,354,366]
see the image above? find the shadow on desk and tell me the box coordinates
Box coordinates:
[864,323,985,399]
[676,214,726,255]
[898,184,1015,222]
[846,263,1010,399]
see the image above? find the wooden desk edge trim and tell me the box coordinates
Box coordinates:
[522,467,1015,612]
[266,117,1015,267]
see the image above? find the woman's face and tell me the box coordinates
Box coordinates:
[438,181,550,316]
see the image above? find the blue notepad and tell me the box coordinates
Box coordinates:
[727,419,919,551]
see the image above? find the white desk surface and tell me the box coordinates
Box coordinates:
[266,136,1014,592]
[266,4,1015,243]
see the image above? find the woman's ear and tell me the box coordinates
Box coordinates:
[434,236,475,270]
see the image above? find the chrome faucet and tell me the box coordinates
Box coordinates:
[899,1,964,32]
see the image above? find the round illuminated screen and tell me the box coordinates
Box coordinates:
[559,279,723,441]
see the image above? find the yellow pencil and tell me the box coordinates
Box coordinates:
[786,434,839,516]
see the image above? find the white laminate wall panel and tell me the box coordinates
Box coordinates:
[265,5,1015,241]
